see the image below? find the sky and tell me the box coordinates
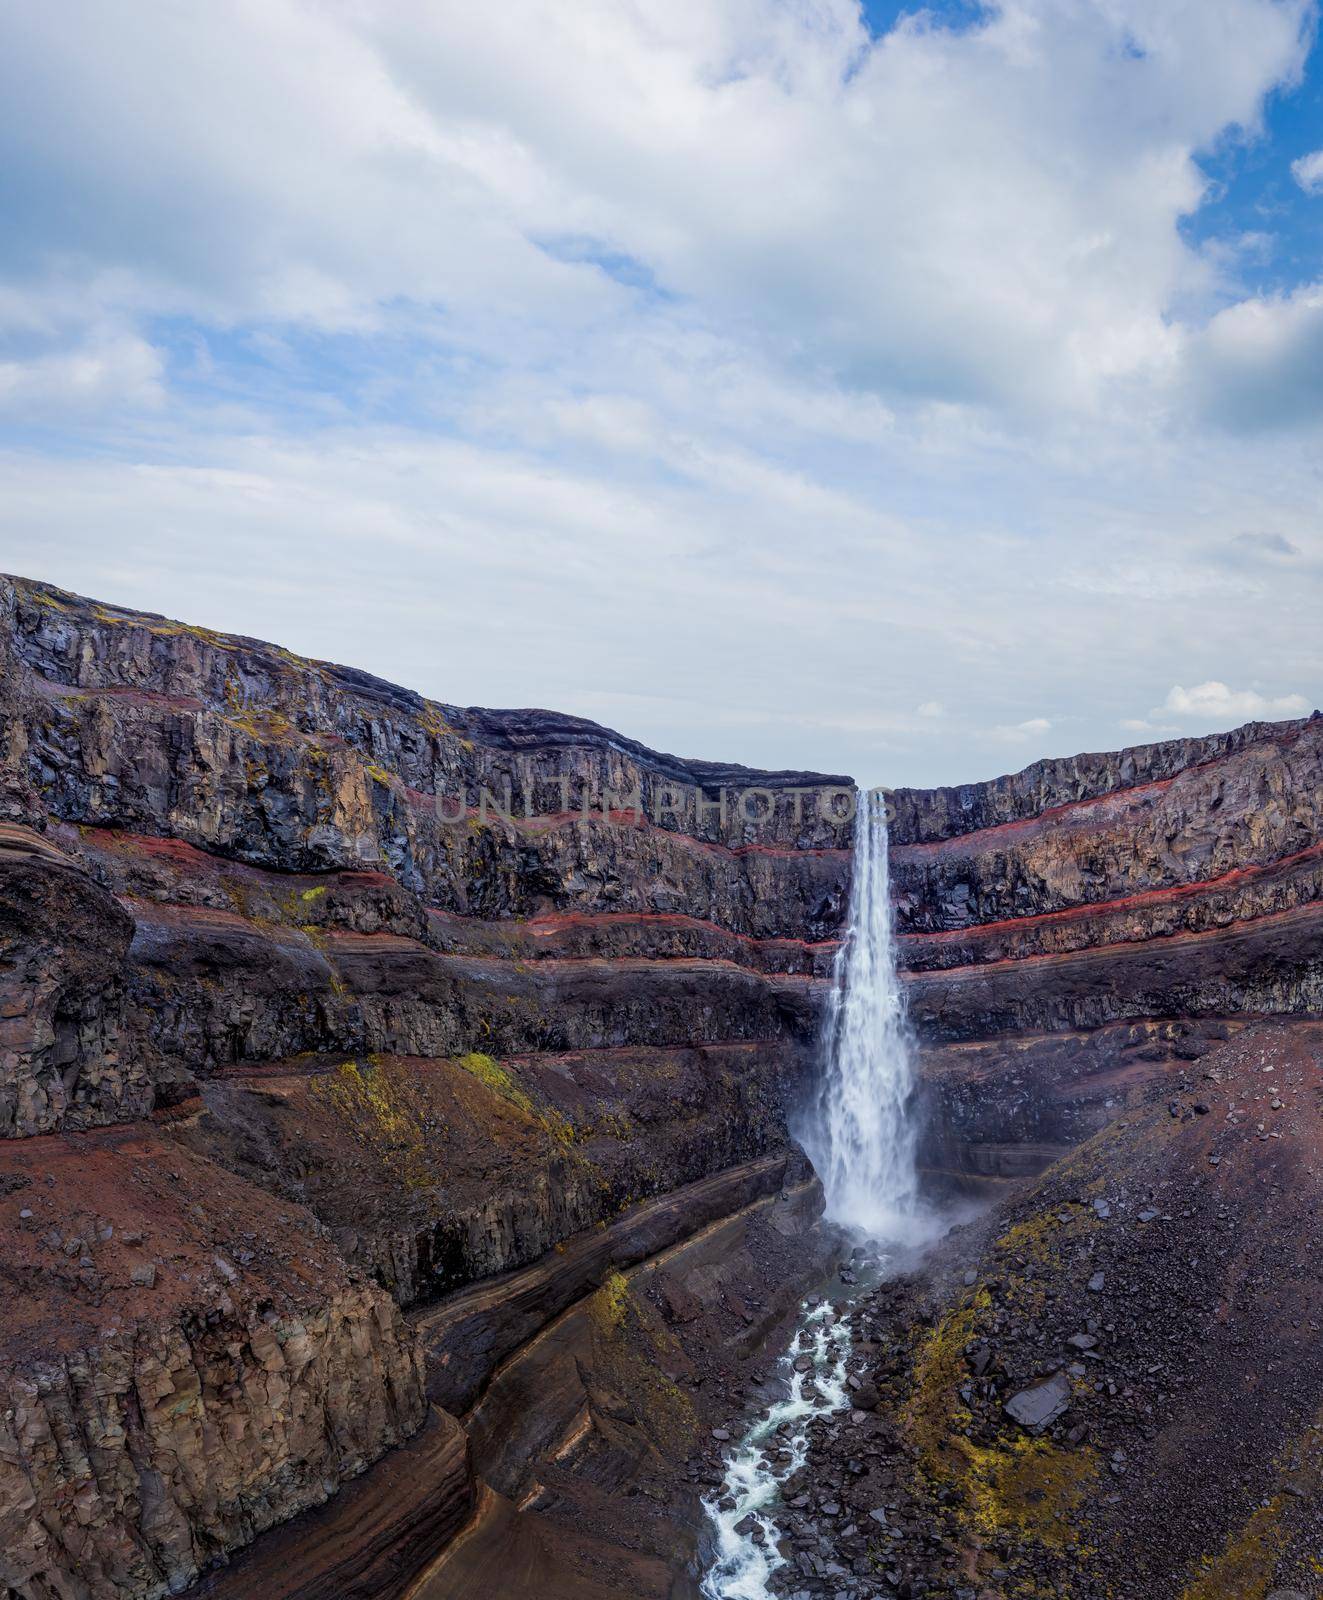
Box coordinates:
[1,0,1322,788]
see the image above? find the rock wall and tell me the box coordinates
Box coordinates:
[0,828,142,1138]
[4,572,1321,1596]
[892,713,1323,1181]
[0,575,848,1597]
[0,1130,425,1600]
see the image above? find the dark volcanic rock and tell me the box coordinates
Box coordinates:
[3,574,1322,1600]
[798,1021,1323,1600]
[0,577,852,1599]
[0,825,143,1136]
[1003,1370,1072,1431]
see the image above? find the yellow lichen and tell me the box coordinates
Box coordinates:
[586,1269,698,1460]
[310,1058,434,1190]
[418,704,459,742]
[905,1289,1096,1551]
[224,706,299,742]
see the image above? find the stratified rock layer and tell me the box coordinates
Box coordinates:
[888,713,1323,1182]
[0,574,845,1597]
[0,1129,425,1600]
[2,572,1321,1599]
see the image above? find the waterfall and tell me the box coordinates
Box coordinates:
[804,787,925,1241]
[699,792,933,1599]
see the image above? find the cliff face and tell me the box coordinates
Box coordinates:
[3,572,1320,1599]
[0,575,849,1598]
[893,715,1323,1002]
[889,715,1323,1182]
[0,1128,426,1599]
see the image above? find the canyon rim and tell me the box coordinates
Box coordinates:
[1,573,1322,1599]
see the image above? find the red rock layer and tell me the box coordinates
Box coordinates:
[0,576,845,1597]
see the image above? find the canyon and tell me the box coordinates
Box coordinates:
[1,572,1321,1600]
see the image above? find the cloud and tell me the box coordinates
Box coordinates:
[0,3,1320,788]
[1184,282,1323,431]
[1159,681,1310,722]
[0,331,164,416]
[0,0,1313,422]
[983,717,1053,744]
[1292,148,1323,194]
[1230,531,1300,558]
[1228,531,1305,556]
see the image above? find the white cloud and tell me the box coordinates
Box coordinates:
[0,332,164,415]
[1184,282,1323,430]
[1159,681,1310,721]
[0,3,1320,787]
[0,0,1312,420]
[983,717,1054,745]
[1292,148,1323,194]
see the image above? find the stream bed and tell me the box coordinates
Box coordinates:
[698,1245,900,1600]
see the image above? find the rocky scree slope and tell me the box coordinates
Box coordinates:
[775,1019,1323,1600]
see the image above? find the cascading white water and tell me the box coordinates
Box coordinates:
[700,1302,853,1600]
[805,787,924,1241]
[700,792,933,1600]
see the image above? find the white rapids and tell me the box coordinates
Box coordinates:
[699,1302,853,1600]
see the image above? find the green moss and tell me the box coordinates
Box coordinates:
[1177,1407,1323,1599]
[455,1051,533,1112]
[905,1287,1096,1554]
[1179,1499,1284,1600]
[453,1052,576,1144]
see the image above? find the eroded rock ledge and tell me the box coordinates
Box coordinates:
[2,573,1321,1599]
[0,575,845,1598]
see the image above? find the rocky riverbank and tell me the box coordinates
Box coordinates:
[764,1019,1323,1600]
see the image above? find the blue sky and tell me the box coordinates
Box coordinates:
[0,0,1321,786]
[1188,20,1323,295]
